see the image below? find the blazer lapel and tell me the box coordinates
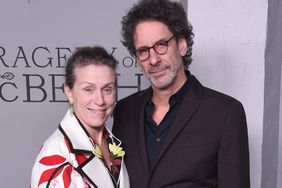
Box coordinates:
[135,88,152,175]
[59,108,124,188]
[152,78,203,171]
[59,108,93,154]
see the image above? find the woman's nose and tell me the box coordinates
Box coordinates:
[93,91,104,105]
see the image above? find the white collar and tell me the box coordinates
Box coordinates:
[59,108,121,153]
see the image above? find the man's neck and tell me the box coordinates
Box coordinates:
[152,70,187,105]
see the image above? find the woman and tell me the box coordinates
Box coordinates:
[31,46,130,188]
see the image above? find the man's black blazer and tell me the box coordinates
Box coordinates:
[113,76,250,188]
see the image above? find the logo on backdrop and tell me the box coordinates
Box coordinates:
[0,46,144,103]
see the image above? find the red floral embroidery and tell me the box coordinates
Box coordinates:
[38,154,73,187]
[76,154,88,165]
[39,155,66,166]
[38,167,64,186]
[63,165,72,187]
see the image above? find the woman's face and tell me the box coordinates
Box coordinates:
[64,63,116,132]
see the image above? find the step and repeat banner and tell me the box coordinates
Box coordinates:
[0,1,150,187]
[0,0,265,187]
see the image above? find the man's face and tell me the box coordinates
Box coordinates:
[134,20,187,90]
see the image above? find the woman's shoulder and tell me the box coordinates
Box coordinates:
[36,129,70,160]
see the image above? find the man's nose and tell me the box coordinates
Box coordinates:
[148,48,161,65]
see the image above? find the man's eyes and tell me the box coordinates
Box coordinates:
[156,41,167,46]
[137,48,148,53]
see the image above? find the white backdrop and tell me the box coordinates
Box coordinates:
[0,0,267,187]
[189,1,267,188]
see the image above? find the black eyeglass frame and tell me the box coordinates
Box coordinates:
[134,35,175,61]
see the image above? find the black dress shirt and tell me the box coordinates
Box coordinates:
[144,71,194,171]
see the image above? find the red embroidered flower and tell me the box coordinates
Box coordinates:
[38,154,73,187]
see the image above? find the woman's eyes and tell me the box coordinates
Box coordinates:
[82,86,115,95]
[83,87,94,93]
[103,87,115,95]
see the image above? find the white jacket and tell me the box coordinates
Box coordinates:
[31,108,130,188]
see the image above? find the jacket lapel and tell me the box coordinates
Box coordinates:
[60,108,93,153]
[135,88,152,175]
[59,108,127,188]
[152,77,203,171]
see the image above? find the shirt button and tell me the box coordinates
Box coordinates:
[156,138,161,142]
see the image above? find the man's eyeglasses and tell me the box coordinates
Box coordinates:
[135,35,175,61]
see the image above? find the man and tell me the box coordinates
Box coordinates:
[113,0,250,187]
